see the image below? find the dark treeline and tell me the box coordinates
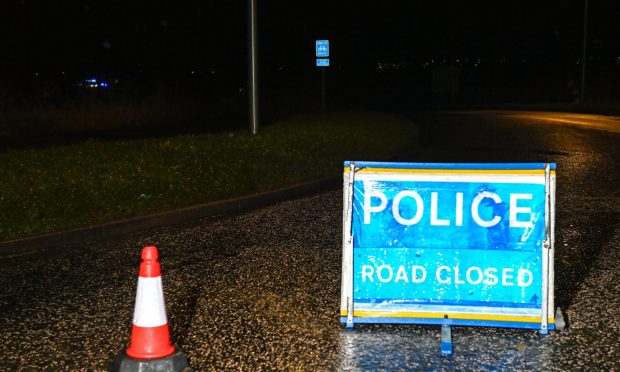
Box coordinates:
[2,58,620,118]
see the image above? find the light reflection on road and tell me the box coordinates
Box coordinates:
[491,111,620,134]
[337,325,557,370]
[338,326,440,370]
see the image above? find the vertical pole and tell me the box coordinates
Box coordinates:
[321,67,326,112]
[549,165,557,329]
[248,0,259,134]
[580,0,588,104]
[344,162,356,329]
[540,163,551,334]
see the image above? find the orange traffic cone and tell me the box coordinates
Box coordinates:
[110,246,192,371]
[126,245,175,359]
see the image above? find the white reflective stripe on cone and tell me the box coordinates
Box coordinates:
[133,276,168,327]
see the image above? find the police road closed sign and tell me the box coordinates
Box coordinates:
[340,162,557,333]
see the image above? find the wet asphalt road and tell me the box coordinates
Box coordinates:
[1,111,619,370]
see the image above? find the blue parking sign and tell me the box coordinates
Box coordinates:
[316,40,329,57]
[340,162,557,334]
[316,58,330,67]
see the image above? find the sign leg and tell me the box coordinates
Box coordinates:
[554,307,566,331]
[346,297,354,329]
[441,325,453,356]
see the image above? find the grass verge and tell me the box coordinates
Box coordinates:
[0,111,418,241]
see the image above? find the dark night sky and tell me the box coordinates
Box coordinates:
[2,1,620,76]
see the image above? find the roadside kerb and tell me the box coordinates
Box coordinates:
[0,177,340,257]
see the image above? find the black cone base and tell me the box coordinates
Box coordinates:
[109,345,193,372]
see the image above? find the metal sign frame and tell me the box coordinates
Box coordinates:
[340,162,557,335]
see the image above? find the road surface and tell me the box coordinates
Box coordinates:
[1,111,619,370]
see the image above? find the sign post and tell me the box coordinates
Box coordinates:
[315,40,329,112]
[340,162,559,353]
[248,0,259,134]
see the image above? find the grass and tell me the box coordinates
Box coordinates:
[0,96,241,139]
[0,111,418,241]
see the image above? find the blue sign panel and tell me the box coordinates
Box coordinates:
[316,58,330,67]
[354,180,545,250]
[316,40,329,57]
[354,248,542,308]
[340,162,556,332]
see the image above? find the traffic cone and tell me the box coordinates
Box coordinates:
[110,246,192,372]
